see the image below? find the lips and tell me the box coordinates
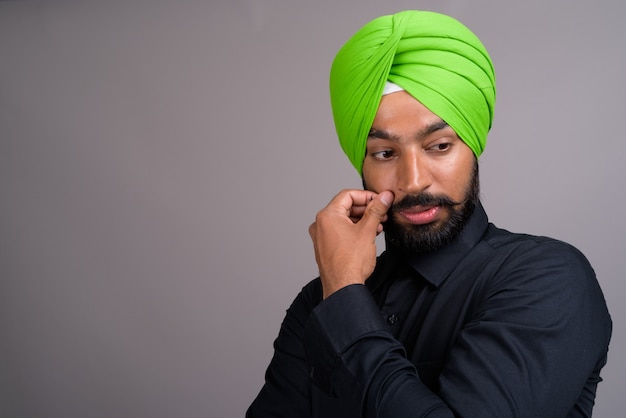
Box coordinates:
[398,205,441,225]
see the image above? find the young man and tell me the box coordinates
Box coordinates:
[247,10,611,417]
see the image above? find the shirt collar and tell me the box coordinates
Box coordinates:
[384,201,489,288]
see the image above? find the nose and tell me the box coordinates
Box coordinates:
[397,150,432,195]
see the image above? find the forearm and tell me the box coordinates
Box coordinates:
[305,285,451,417]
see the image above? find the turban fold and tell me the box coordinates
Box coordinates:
[330,10,496,174]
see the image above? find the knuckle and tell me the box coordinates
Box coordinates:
[315,208,333,224]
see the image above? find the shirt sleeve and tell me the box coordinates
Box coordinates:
[246,281,321,418]
[305,284,453,418]
[303,241,611,418]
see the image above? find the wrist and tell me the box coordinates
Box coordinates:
[320,275,363,299]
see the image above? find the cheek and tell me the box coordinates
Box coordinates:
[362,163,394,192]
[442,158,474,196]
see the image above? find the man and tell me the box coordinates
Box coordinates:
[247,10,611,418]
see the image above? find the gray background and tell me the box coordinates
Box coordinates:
[1,0,624,417]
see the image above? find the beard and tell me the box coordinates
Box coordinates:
[364,160,480,254]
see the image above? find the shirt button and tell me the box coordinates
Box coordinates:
[387,314,399,325]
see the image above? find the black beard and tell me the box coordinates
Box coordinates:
[364,160,480,254]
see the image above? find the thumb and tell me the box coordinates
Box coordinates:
[360,191,393,231]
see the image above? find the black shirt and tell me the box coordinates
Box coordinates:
[247,203,612,417]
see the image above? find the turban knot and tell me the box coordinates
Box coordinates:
[329,10,496,174]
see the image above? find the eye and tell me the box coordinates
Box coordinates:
[428,142,451,152]
[371,150,395,160]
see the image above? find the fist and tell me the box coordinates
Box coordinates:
[309,189,393,299]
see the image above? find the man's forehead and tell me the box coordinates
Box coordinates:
[368,119,451,142]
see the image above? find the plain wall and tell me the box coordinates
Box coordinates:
[1,0,624,417]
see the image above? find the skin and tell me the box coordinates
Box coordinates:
[309,91,476,299]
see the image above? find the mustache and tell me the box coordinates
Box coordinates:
[391,192,463,211]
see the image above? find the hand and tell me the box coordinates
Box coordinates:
[309,189,394,299]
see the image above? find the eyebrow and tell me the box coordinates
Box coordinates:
[368,119,450,142]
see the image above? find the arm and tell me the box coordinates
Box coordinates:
[306,188,453,416]
[246,280,321,418]
[247,189,394,417]
[305,284,452,417]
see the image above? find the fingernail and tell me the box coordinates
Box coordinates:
[380,191,393,206]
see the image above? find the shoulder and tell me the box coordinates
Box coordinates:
[483,223,593,274]
[474,223,611,345]
[478,224,607,313]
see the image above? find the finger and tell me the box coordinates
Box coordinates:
[328,189,379,217]
[349,205,368,219]
[350,216,387,224]
[359,190,394,232]
[351,210,388,223]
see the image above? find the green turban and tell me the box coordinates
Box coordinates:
[329,10,496,174]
